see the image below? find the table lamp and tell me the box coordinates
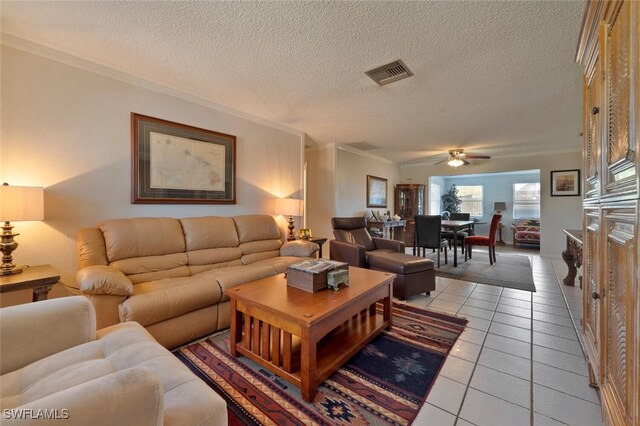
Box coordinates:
[0,183,44,275]
[276,197,303,241]
[493,202,507,214]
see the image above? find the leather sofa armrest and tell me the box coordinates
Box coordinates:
[0,297,96,375]
[329,240,366,267]
[76,265,134,296]
[280,240,319,257]
[3,368,164,426]
[372,237,405,252]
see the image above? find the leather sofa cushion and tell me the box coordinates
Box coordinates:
[100,218,186,262]
[233,215,281,243]
[367,252,434,274]
[240,239,282,265]
[119,271,223,326]
[77,228,109,268]
[180,216,239,251]
[186,247,242,266]
[249,256,310,274]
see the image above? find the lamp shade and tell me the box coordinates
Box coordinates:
[493,202,507,212]
[276,198,302,216]
[0,184,44,222]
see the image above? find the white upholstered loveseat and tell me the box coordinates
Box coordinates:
[73,214,318,348]
[0,297,227,426]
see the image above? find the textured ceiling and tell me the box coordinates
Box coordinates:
[1,1,585,164]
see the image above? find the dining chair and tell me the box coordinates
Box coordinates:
[414,215,448,267]
[442,212,470,254]
[464,214,502,265]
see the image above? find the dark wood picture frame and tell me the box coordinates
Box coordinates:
[131,113,236,204]
[367,175,388,208]
[550,169,581,197]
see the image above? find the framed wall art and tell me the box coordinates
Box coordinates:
[131,113,236,204]
[550,169,580,197]
[367,175,388,208]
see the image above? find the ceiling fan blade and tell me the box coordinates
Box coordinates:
[464,155,491,159]
[433,158,449,165]
[462,159,470,165]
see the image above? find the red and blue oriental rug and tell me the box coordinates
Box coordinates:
[176,303,467,426]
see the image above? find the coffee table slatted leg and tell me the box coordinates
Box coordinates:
[252,320,261,354]
[261,323,271,361]
[242,315,251,349]
[282,332,292,372]
[300,327,317,402]
[230,300,242,357]
[271,327,281,367]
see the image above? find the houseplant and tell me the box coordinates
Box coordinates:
[441,184,462,214]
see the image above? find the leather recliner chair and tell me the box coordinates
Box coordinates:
[329,217,435,299]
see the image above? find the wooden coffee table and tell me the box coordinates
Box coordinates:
[226,266,395,402]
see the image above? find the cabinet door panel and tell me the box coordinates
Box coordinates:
[583,206,601,386]
[603,1,637,200]
[584,58,602,203]
[601,201,637,426]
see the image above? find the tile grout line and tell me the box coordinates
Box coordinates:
[452,285,503,425]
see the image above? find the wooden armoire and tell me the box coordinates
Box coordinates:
[394,184,425,246]
[576,1,639,424]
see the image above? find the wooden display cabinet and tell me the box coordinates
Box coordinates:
[394,184,425,246]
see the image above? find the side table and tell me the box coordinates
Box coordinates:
[0,264,60,302]
[497,223,506,245]
[309,237,327,258]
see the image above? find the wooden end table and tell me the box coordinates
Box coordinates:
[225,266,394,402]
[308,237,327,258]
[0,264,60,302]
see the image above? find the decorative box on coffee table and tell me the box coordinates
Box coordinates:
[286,259,348,292]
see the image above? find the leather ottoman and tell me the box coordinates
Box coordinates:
[367,252,435,299]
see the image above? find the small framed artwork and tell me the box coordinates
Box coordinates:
[299,228,312,240]
[132,113,236,204]
[367,175,388,208]
[550,169,581,197]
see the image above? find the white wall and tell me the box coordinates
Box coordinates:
[335,148,400,218]
[305,144,336,257]
[401,151,582,257]
[1,45,304,289]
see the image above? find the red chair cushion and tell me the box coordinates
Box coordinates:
[464,235,491,246]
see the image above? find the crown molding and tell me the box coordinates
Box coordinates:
[1,33,305,138]
[337,145,398,166]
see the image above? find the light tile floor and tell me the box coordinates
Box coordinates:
[401,248,603,426]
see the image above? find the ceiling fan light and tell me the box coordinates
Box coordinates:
[447,158,464,168]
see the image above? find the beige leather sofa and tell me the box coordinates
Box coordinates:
[73,214,318,348]
[0,296,226,426]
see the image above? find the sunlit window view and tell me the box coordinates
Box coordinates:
[457,185,483,216]
[513,182,540,219]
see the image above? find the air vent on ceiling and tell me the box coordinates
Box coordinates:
[365,60,413,86]
[343,142,379,151]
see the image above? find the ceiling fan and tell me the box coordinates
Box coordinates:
[434,149,491,168]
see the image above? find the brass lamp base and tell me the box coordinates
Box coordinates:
[287,215,296,241]
[1,221,23,275]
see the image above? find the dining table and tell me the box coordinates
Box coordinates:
[441,220,476,267]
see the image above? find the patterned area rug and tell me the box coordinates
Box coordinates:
[175,303,467,425]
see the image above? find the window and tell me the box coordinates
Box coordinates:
[513,183,540,219]
[457,185,483,216]
[430,183,441,215]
